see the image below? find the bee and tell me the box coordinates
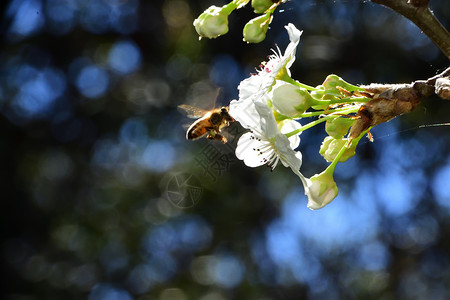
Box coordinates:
[178,104,234,143]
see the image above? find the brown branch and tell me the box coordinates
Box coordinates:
[370,0,450,59]
[349,66,450,138]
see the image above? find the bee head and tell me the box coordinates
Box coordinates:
[220,106,234,122]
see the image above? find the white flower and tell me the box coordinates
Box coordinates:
[230,100,302,171]
[238,23,303,103]
[270,80,312,117]
[304,170,339,210]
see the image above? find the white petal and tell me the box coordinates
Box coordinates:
[283,24,302,70]
[254,101,278,139]
[280,119,302,149]
[271,80,306,117]
[238,75,262,101]
[229,99,260,130]
[274,133,302,170]
[235,132,266,168]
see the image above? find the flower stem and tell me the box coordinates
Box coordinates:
[311,96,371,107]
[294,106,360,119]
[284,77,318,91]
[285,116,333,138]
[326,128,369,172]
[224,0,240,13]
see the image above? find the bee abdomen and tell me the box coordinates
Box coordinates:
[187,122,208,140]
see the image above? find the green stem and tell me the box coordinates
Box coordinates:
[326,128,369,172]
[294,106,360,119]
[285,116,332,138]
[224,1,239,13]
[311,96,371,107]
[284,77,318,91]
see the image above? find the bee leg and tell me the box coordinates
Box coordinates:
[216,134,228,143]
[367,130,374,142]
[207,133,227,143]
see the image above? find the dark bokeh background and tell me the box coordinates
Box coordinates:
[1,0,450,299]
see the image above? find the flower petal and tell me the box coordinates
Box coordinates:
[280,119,302,149]
[274,133,302,170]
[283,23,302,72]
[235,132,266,167]
[254,101,278,139]
[229,98,261,130]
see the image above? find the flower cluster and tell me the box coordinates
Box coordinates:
[228,24,372,209]
[193,0,288,43]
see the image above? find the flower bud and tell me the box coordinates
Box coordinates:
[251,0,274,13]
[319,136,356,162]
[322,74,362,96]
[243,13,271,43]
[193,5,231,39]
[310,86,330,110]
[325,116,354,138]
[271,80,312,117]
[306,171,339,210]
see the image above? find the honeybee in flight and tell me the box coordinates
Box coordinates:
[178,104,234,143]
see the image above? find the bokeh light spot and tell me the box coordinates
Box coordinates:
[141,140,176,173]
[108,40,142,75]
[7,0,44,39]
[12,67,66,119]
[89,283,133,300]
[431,162,450,209]
[45,0,77,35]
[213,254,245,288]
[76,65,109,98]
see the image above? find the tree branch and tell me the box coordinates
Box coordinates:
[349,66,450,138]
[370,0,450,59]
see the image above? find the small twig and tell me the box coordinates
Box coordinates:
[370,0,450,59]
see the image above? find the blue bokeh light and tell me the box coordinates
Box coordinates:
[45,0,77,35]
[210,55,242,95]
[213,254,245,288]
[108,40,142,75]
[119,118,149,146]
[141,216,212,259]
[140,140,176,173]
[99,239,130,275]
[431,161,450,210]
[76,65,109,98]
[7,0,44,39]
[78,0,138,34]
[356,241,390,271]
[12,66,66,118]
[89,283,133,300]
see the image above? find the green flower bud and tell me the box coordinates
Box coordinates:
[251,0,274,13]
[319,136,356,163]
[193,5,231,39]
[310,85,334,110]
[322,74,363,96]
[325,116,354,138]
[306,170,339,210]
[243,13,271,44]
[271,80,312,117]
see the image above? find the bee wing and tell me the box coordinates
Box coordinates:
[178,104,208,119]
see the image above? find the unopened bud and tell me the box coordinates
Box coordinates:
[322,74,362,96]
[193,5,231,39]
[251,0,274,13]
[325,116,354,138]
[271,80,312,117]
[243,13,271,43]
[319,136,356,163]
[306,171,339,210]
